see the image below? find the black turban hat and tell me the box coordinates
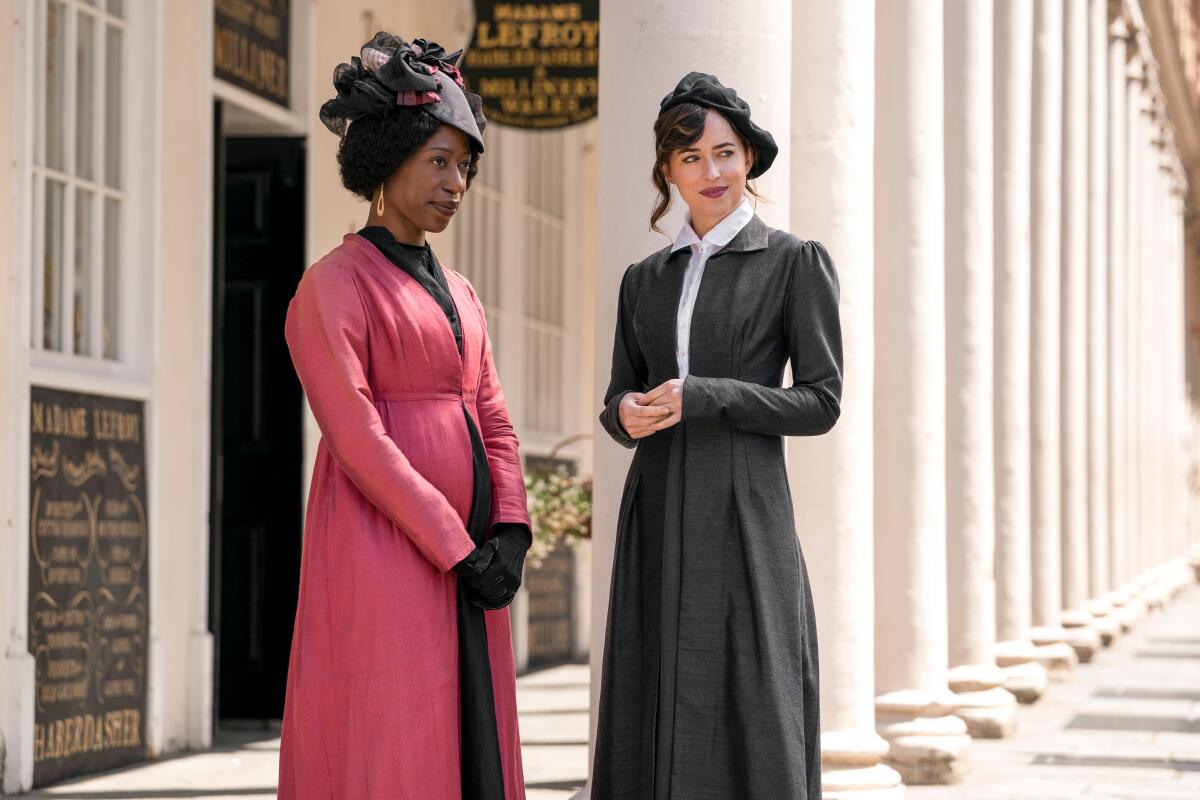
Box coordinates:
[659,72,777,179]
[320,32,487,152]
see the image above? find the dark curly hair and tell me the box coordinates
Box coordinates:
[337,106,483,202]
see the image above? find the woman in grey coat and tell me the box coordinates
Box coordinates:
[592,72,843,800]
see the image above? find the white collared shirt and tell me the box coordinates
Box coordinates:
[670,198,755,377]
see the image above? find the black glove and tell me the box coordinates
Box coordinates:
[453,524,532,610]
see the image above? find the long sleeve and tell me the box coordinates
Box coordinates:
[683,240,843,436]
[599,265,650,448]
[467,283,531,530]
[285,262,475,572]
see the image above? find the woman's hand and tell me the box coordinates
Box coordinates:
[619,380,683,439]
[618,391,673,439]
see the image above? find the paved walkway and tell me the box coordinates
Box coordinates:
[20,583,1200,799]
[22,662,590,800]
[906,581,1200,800]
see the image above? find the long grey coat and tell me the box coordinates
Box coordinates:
[592,216,842,800]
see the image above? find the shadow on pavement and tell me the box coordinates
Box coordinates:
[1032,753,1200,772]
[1065,713,1200,733]
[1092,686,1200,701]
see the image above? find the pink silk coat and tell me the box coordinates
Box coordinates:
[278,234,530,799]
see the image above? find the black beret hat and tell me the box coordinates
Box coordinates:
[659,71,778,179]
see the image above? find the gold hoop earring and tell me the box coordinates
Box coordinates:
[376,184,385,216]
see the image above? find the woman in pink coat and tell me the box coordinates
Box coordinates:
[278,33,530,799]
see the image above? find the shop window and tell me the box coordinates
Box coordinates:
[30,0,126,360]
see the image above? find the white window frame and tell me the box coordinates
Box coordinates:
[25,0,155,386]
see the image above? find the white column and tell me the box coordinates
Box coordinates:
[943,0,1017,740]
[1058,0,1102,662]
[1028,0,1077,675]
[790,4,902,796]
[1106,20,1138,630]
[1123,58,1150,620]
[1086,0,1119,647]
[1119,57,1141,622]
[992,0,1049,704]
[874,0,971,785]
[586,2,792,794]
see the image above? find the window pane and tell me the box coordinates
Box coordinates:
[103,197,120,359]
[74,188,94,355]
[76,12,96,180]
[43,180,66,351]
[45,1,68,171]
[105,23,122,188]
[107,0,123,17]
[33,1,45,165]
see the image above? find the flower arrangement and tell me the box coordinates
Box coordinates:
[525,466,592,569]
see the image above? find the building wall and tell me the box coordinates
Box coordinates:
[1,0,19,787]
[0,0,587,790]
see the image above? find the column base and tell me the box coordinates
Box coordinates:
[1028,627,1078,678]
[876,689,972,784]
[1060,612,1102,663]
[3,649,36,794]
[822,730,904,799]
[951,686,1019,739]
[948,664,1018,738]
[993,640,1049,703]
[188,629,214,749]
[1090,613,1121,646]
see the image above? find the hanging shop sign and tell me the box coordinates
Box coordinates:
[464,1,600,130]
[214,0,291,107]
[28,387,149,786]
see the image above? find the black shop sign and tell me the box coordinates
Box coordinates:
[464,1,599,130]
[215,0,290,107]
[28,387,149,786]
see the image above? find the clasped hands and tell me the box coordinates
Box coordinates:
[618,378,684,440]
[453,523,531,610]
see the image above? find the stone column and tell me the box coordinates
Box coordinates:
[1058,0,1102,662]
[585,2,793,794]
[1105,17,1136,630]
[1120,59,1150,623]
[992,0,1050,704]
[789,4,902,795]
[1084,0,1118,642]
[1086,0,1119,647]
[1028,0,1077,675]
[943,0,1018,739]
[874,0,971,785]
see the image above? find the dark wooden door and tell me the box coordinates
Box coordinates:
[210,122,305,721]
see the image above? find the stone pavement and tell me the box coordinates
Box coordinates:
[20,662,591,800]
[19,584,1199,799]
[906,582,1200,800]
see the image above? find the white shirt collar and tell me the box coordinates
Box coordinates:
[670,198,755,253]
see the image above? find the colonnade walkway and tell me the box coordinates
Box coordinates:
[17,578,1199,799]
[907,580,1200,800]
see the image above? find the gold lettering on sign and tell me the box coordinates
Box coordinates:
[465,2,599,129]
[30,389,148,781]
[32,403,89,439]
[33,710,142,762]
[92,409,140,442]
[214,0,289,106]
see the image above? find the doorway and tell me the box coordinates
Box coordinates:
[210,101,306,723]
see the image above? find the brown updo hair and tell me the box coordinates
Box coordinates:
[650,102,761,234]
